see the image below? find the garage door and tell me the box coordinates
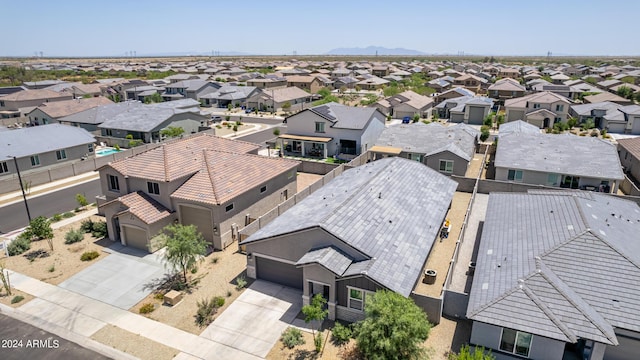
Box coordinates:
[468,106,485,125]
[123,226,148,251]
[632,118,640,135]
[256,256,303,289]
[180,205,213,243]
[605,335,640,360]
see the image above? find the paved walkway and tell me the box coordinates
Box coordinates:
[7,270,261,360]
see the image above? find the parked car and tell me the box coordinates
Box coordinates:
[211,115,222,122]
[245,108,254,114]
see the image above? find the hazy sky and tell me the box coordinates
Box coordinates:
[4,0,639,57]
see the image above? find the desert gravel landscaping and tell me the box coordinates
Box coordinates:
[130,246,251,335]
[91,324,179,360]
[0,289,34,308]
[0,215,109,285]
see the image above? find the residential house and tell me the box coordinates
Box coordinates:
[240,157,457,322]
[483,66,500,77]
[583,92,634,106]
[373,90,434,119]
[618,105,640,134]
[0,124,95,176]
[618,137,640,183]
[58,101,141,133]
[64,83,105,98]
[246,77,287,90]
[434,96,493,125]
[164,74,201,83]
[434,87,476,105]
[162,80,219,102]
[247,86,311,112]
[0,89,73,117]
[27,97,113,126]
[428,78,452,92]
[333,76,359,90]
[596,79,622,91]
[495,130,623,192]
[371,66,390,77]
[453,74,488,93]
[498,68,520,79]
[504,91,572,128]
[98,99,209,143]
[22,79,68,90]
[199,85,259,108]
[279,102,385,159]
[497,119,541,137]
[125,86,164,102]
[356,76,389,90]
[468,191,640,360]
[487,78,526,103]
[370,122,478,176]
[285,75,326,93]
[550,73,571,84]
[98,133,300,251]
[331,68,352,79]
[569,102,626,132]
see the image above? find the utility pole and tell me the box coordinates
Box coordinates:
[9,156,31,223]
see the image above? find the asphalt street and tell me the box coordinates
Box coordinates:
[0,179,101,234]
[0,313,109,360]
[237,126,286,146]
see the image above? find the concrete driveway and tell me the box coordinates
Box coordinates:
[59,244,167,310]
[200,280,302,358]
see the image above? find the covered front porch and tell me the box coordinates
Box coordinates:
[278,134,333,159]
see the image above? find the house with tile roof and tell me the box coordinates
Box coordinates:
[569,102,627,133]
[162,79,219,102]
[434,96,494,125]
[618,105,640,134]
[0,124,95,176]
[199,85,259,108]
[370,122,478,176]
[0,89,73,117]
[504,91,572,128]
[279,102,385,160]
[246,86,311,113]
[434,87,476,105]
[373,90,434,119]
[98,133,300,252]
[487,78,526,103]
[240,157,457,322]
[495,129,624,193]
[468,191,640,360]
[26,96,113,126]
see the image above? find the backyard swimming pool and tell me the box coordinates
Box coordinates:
[96,148,121,157]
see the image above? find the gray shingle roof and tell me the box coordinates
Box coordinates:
[468,191,640,344]
[306,102,383,130]
[295,246,353,276]
[98,100,205,132]
[59,101,141,125]
[242,157,458,296]
[0,124,95,159]
[374,122,478,161]
[495,132,624,180]
[570,102,625,122]
[498,120,541,136]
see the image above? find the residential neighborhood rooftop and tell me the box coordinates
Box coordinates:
[0,123,95,158]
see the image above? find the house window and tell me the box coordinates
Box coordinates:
[88,143,94,153]
[555,104,564,112]
[547,173,559,186]
[260,185,267,193]
[30,155,40,167]
[0,161,8,174]
[56,149,67,160]
[347,287,373,311]
[108,174,120,192]
[147,182,160,195]
[106,129,113,136]
[315,122,325,133]
[533,103,541,109]
[225,203,234,212]
[288,170,295,179]
[439,160,454,173]
[507,169,523,182]
[500,328,533,357]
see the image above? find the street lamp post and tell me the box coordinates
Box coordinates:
[9,156,31,223]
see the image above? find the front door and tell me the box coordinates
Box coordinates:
[113,217,121,242]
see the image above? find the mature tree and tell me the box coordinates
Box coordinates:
[448,345,495,360]
[162,224,207,284]
[356,290,431,360]
[144,92,163,104]
[160,126,185,138]
[75,193,88,209]
[383,85,401,97]
[617,85,633,100]
[302,293,328,352]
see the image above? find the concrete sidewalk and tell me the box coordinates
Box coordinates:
[8,270,261,360]
[0,171,99,207]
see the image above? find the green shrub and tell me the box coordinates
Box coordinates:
[80,219,94,233]
[226,290,232,297]
[210,256,219,264]
[11,295,25,304]
[8,236,31,256]
[331,322,353,345]
[190,266,198,274]
[235,275,247,290]
[51,213,62,222]
[125,134,133,139]
[91,221,108,238]
[64,229,84,244]
[114,144,120,151]
[480,128,490,142]
[314,332,323,352]
[63,212,75,218]
[154,292,165,300]
[195,297,219,327]
[214,296,225,307]
[48,264,55,272]
[281,327,305,349]
[139,303,155,314]
[80,251,100,261]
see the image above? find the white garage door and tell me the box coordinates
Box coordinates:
[123,226,148,251]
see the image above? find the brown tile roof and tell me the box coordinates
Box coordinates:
[108,133,260,182]
[171,150,300,205]
[33,96,113,118]
[117,191,172,224]
[618,137,640,160]
[1,89,72,101]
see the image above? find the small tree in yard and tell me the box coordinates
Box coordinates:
[273,128,280,136]
[302,293,328,352]
[448,344,495,360]
[356,290,431,360]
[75,193,88,210]
[162,224,207,285]
[26,216,54,252]
[160,126,185,139]
[412,113,420,123]
[282,101,291,112]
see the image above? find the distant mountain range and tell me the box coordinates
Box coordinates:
[135,51,250,57]
[325,46,426,56]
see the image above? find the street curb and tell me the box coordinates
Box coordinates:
[0,302,139,360]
